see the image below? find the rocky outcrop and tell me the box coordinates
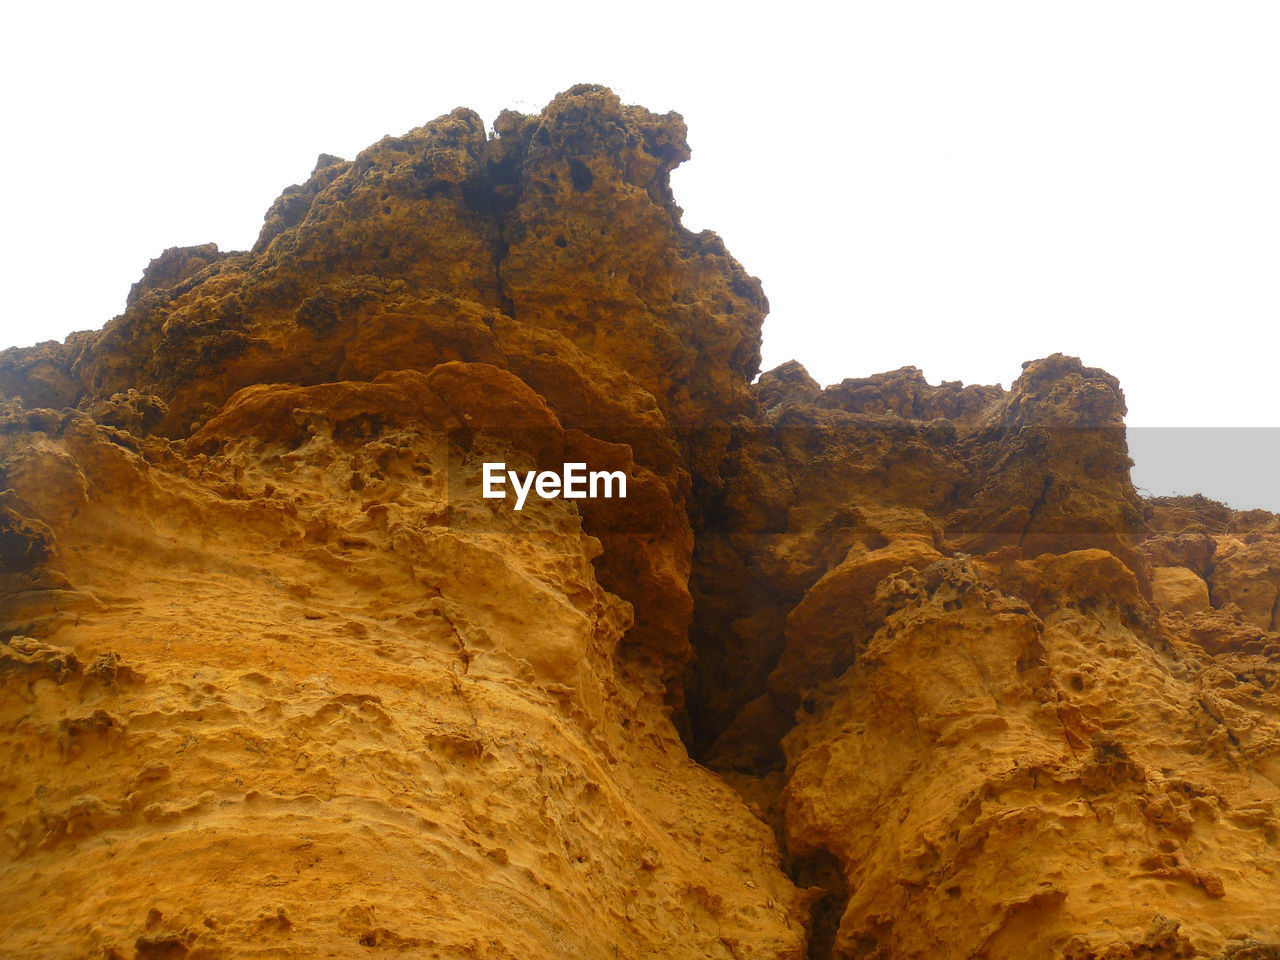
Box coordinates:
[2,85,1279,959]
[688,362,1280,959]
[0,85,799,960]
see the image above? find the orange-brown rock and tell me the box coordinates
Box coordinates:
[688,356,1280,957]
[0,85,804,960]
[1153,566,1213,618]
[3,85,1279,960]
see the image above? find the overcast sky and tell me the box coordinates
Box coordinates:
[2,2,1276,508]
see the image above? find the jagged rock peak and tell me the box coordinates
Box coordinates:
[2,86,1279,960]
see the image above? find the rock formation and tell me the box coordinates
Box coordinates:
[2,85,1278,959]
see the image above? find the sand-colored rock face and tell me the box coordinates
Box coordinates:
[1153,566,1213,618]
[0,394,804,959]
[0,85,801,960]
[688,368,1280,958]
[3,86,1280,959]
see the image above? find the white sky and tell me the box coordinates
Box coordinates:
[2,2,1277,507]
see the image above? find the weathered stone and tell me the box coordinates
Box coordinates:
[2,85,1278,960]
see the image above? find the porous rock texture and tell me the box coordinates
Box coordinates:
[1,85,1278,959]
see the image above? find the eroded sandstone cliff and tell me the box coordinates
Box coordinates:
[2,85,1278,959]
[690,361,1280,959]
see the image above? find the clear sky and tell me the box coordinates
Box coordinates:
[3,2,1277,508]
